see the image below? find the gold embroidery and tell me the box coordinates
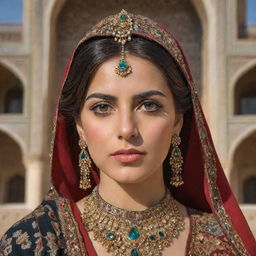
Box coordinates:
[188,212,237,256]
[53,189,88,256]
[190,90,248,256]
[49,108,58,163]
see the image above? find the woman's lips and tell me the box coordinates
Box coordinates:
[111,153,145,163]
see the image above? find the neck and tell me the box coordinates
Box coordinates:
[98,168,166,211]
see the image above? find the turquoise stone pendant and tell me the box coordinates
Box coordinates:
[106,233,115,240]
[173,147,180,158]
[119,13,126,21]
[128,228,140,240]
[131,249,139,256]
[80,150,86,160]
[119,60,127,70]
[115,59,132,77]
[149,235,156,241]
[159,231,165,238]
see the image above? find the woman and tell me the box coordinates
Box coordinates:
[0,10,255,256]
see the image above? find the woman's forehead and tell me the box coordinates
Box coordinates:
[85,55,172,98]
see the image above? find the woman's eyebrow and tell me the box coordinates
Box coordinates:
[85,90,166,102]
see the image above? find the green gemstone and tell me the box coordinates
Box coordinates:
[158,232,165,238]
[131,249,139,256]
[149,235,156,241]
[173,148,180,157]
[128,228,140,240]
[209,228,217,233]
[209,221,217,226]
[81,150,86,159]
[106,233,115,240]
[119,60,127,70]
[120,14,126,20]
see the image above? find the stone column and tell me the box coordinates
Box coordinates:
[26,0,45,207]
[24,155,44,208]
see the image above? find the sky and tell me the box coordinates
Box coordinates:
[0,0,23,23]
[0,0,255,25]
[247,0,256,25]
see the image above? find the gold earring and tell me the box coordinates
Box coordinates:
[169,134,184,187]
[79,138,92,190]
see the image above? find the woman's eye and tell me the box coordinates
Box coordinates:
[90,100,162,115]
[90,103,112,114]
[140,101,162,112]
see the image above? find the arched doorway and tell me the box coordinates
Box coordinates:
[0,64,23,114]
[231,130,256,203]
[0,130,25,203]
[234,65,256,115]
[52,0,202,110]
[45,0,204,193]
[45,0,203,182]
[6,175,25,203]
[243,176,256,203]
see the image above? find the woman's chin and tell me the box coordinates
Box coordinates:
[110,171,154,185]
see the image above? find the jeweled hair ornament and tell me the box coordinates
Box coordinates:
[111,9,133,77]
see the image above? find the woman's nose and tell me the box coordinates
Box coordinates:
[117,111,139,140]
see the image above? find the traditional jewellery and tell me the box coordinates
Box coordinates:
[170,134,184,187]
[111,9,133,77]
[82,187,185,256]
[78,138,92,190]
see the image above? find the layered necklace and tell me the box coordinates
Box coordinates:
[82,187,185,256]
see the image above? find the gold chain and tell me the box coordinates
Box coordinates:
[82,187,185,256]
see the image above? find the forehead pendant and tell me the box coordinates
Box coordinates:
[111,9,133,77]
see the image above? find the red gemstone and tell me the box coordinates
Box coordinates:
[60,202,65,208]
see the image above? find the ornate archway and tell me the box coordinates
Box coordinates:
[43,0,211,193]
[230,129,256,203]
[233,64,256,115]
[0,130,26,204]
[55,0,202,94]
[0,64,23,114]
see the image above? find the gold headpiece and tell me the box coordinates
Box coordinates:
[111,9,133,77]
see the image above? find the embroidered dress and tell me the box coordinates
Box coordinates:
[0,189,239,256]
[1,10,255,256]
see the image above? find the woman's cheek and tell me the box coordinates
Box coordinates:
[82,117,111,144]
[146,121,173,159]
[147,119,173,141]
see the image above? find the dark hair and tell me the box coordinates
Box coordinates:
[59,36,192,127]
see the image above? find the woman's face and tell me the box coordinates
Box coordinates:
[76,55,183,184]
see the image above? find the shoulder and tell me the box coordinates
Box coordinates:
[0,197,66,255]
[189,208,223,234]
[187,209,238,256]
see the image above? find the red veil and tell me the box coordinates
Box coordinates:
[49,11,256,255]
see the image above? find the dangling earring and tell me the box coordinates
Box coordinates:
[169,134,184,187]
[79,138,92,190]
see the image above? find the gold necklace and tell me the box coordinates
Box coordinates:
[82,187,185,256]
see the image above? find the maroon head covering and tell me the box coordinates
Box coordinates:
[50,10,256,255]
